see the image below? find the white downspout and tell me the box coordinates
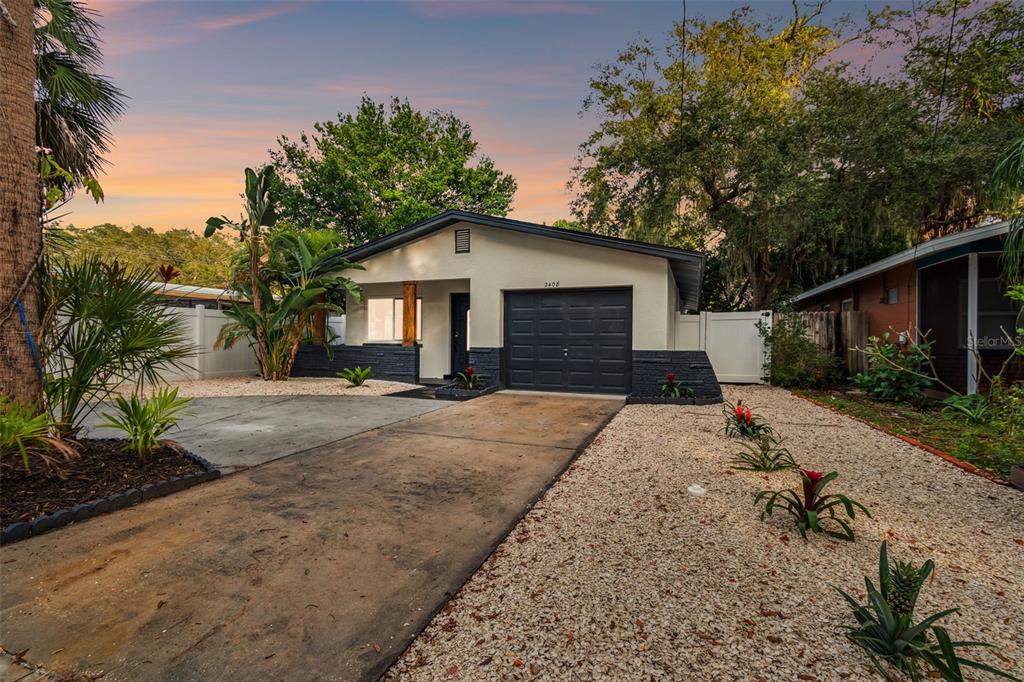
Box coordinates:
[966,253,978,395]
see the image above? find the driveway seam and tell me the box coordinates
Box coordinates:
[384,428,580,450]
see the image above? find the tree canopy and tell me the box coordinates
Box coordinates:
[269,96,517,247]
[571,0,1024,309]
[57,223,236,288]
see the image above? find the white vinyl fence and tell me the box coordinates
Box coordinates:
[161,306,259,380]
[675,310,771,383]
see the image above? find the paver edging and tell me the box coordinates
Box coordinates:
[1,447,222,546]
[792,391,1012,487]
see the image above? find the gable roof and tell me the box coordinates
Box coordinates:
[342,210,706,309]
[793,220,1011,303]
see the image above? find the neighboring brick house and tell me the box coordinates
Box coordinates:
[795,220,1022,394]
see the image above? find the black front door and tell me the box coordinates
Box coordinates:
[450,293,470,376]
[504,288,632,394]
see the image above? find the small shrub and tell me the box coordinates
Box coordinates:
[723,400,774,440]
[854,332,932,403]
[660,372,694,399]
[455,366,486,390]
[754,469,870,541]
[732,435,798,472]
[338,366,372,386]
[837,542,1020,681]
[757,314,838,388]
[941,394,990,424]
[0,399,76,473]
[99,388,193,458]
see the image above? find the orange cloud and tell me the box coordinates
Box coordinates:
[196,2,305,31]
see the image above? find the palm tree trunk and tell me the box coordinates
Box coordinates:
[1,0,44,405]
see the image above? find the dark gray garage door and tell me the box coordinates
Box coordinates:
[504,288,632,394]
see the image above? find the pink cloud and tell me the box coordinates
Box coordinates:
[411,1,601,19]
[197,2,305,31]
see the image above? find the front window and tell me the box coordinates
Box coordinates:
[367,298,422,341]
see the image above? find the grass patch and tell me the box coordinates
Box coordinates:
[797,389,1023,479]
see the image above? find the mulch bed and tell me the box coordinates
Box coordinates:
[1,438,204,527]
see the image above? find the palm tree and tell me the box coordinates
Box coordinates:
[991,135,1024,284]
[1,0,45,405]
[34,0,126,190]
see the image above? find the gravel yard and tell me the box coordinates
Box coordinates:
[152,375,420,398]
[385,385,1024,681]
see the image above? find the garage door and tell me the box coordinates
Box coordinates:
[505,288,632,394]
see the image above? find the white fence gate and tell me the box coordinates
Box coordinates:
[675,311,771,383]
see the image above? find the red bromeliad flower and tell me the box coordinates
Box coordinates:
[815,371,826,380]
[735,404,745,419]
[801,470,825,509]
[465,366,475,376]
[744,408,753,424]
[666,372,676,383]
[158,264,180,284]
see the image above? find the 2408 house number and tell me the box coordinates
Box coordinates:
[544,281,560,288]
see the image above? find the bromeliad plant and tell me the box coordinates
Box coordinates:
[455,366,486,390]
[338,366,372,386]
[723,399,774,440]
[98,387,193,459]
[754,469,870,541]
[660,372,694,399]
[731,435,799,472]
[837,542,1021,681]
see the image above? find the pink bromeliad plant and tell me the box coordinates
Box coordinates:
[755,469,871,541]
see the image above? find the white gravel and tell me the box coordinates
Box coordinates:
[152,376,420,398]
[386,385,1024,681]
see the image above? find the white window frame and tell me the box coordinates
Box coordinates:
[366,297,422,342]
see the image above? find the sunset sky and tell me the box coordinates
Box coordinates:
[69,0,888,232]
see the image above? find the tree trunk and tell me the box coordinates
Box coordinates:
[0,0,44,405]
[312,294,327,344]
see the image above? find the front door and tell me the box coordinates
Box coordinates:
[450,293,470,376]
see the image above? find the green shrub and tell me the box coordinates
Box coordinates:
[1,399,76,473]
[837,542,1019,681]
[940,394,990,424]
[853,332,932,403]
[757,315,838,388]
[338,366,372,386]
[98,388,193,458]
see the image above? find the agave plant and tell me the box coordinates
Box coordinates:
[98,387,192,458]
[755,470,870,541]
[338,366,372,386]
[837,542,1021,681]
[723,399,774,440]
[731,435,798,472]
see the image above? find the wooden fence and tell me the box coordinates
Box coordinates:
[774,311,869,376]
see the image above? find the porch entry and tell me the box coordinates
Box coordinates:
[450,293,470,377]
[504,288,632,394]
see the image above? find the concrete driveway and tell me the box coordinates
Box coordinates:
[0,392,622,681]
[81,395,446,474]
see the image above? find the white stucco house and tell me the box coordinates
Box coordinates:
[293,211,722,399]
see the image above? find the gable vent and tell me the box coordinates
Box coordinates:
[454,228,470,253]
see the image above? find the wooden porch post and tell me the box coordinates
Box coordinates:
[402,281,417,346]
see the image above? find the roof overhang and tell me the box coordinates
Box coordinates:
[793,220,1011,303]
[342,210,706,310]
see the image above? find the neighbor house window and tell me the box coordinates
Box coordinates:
[454,229,470,253]
[367,298,422,341]
[841,298,854,312]
[886,287,899,304]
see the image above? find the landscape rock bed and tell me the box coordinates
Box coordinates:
[148,376,419,398]
[385,385,1024,681]
[625,395,721,406]
[1,440,219,545]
